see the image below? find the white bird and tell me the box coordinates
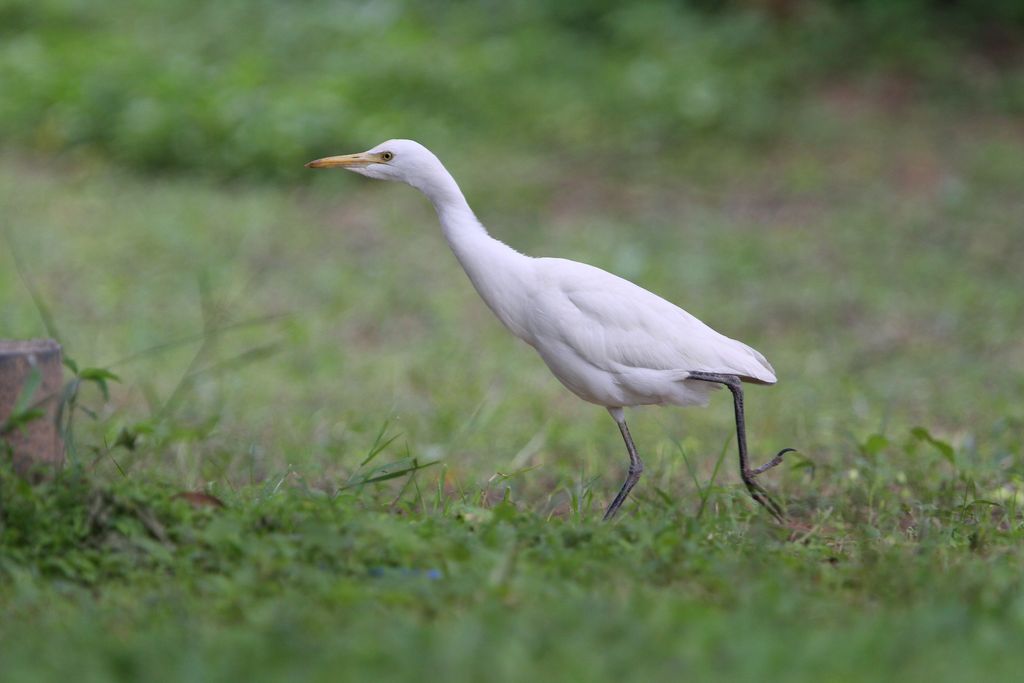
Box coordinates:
[307,140,792,521]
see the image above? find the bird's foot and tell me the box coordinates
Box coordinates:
[742,447,794,523]
[603,461,644,521]
[742,476,786,523]
[750,447,796,476]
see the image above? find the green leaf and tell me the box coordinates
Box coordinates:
[1,408,46,436]
[910,426,956,466]
[78,367,121,401]
[1,368,45,436]
[861,433,889,456]
[963,499,1001,508]
[11,367,42,416]
[78,368,120,382]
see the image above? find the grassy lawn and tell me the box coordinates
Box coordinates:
[3,86,1024,680]
[3,1,1024,678]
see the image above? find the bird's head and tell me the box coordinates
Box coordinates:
[305,139,442,187]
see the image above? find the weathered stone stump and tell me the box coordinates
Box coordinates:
[0,339,65,475]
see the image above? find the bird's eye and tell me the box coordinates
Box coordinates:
[381,151,394,161]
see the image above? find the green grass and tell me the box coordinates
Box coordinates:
[3,86,1024,679]
[3,3,1024,677]
[3,468,1024,683]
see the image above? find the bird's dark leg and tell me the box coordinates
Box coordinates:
[603,407,644,521]
[688,372,792,522]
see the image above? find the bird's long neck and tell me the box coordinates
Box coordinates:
[413,166,533,338]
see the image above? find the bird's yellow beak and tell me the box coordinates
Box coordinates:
[305,152,383,169]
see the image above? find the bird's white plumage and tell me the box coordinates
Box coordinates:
[521,258,776,407]
[312,139,776,409]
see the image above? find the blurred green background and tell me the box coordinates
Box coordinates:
[2,0,1023,178]
[2,1,1024,681]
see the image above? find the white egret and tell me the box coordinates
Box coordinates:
[307,140,792,521]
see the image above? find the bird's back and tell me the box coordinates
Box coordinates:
[514,257,776,408]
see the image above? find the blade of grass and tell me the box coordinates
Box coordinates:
[361,419,402,466]
[338,458,440,492]
[105,313,290,369]
[3,228,62,342]
[697,437,732,520]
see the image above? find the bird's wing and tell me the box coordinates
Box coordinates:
[528,258,777,384]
